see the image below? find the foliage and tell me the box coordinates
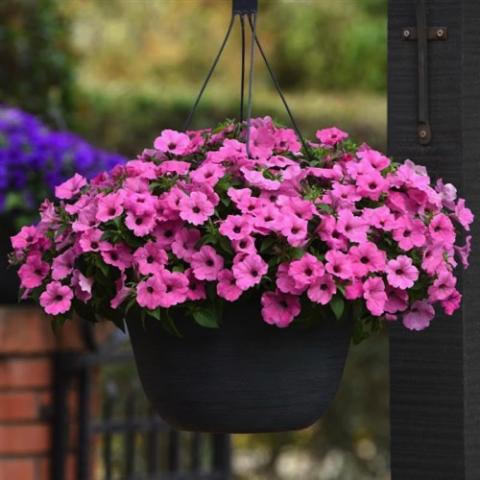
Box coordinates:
[73,87,387,159]
[64,0,387,94]
[0,0,76,126]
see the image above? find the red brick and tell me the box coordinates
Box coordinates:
[0,424,50,455]
[0,358,51,389]
[0,306,115,355]
[0,392,38,421]
[0,458,36,478]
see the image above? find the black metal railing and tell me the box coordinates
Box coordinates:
[51,331,231,480]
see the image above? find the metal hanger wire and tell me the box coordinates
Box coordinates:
[183,3,313,161]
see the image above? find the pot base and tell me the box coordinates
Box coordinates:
[127,301,351,433]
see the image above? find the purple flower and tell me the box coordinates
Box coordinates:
[0,105,126,219]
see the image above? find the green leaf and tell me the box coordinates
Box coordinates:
[260,237,276,253]
[163,311,183,337]
[193,308,219,329]
[290,248,305,260]
[330,295,345,320]
[95,256,110,277]
[218,236,233,254]
[146,308,161,321]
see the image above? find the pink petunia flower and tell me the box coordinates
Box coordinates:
[157,160,191,176]
[96,192,124,223]
[349,242,386,277]
[157,270,189,308]
[171,228,201,262]
[422,246,445,275]
[330,183,361,208]
[179,191,215,226]
[336,210,369,243]
[154,129,190,155]
[362,206,396,232]
[276,263,306,295]
[232,254,268,291]
[280,215,308,247]
[136,276,165,310]
[386,256,419,290]
[316,215,348,250]
[455,236,472,269]
[429,214,455,247]
[384,287,409,314]
[403,300,435,331]
[325,251,352,281]
[428,271,457,301]
[363,277,387,316]
[455,199,474,231]
[11,226,43,250]
[219,215,254,241]
[185,269,207,301]
[288,253,324,289]
[190,246,224,281]
[315,127,348,147]
[111,273,131,309]
[345,278,363,300]
[18,254,49,289]
[252,203,281,234]
[217,269,243,302]
[278,196,316,222]
[79,229,108,253]
[125,209,156,237]
[190,163,225,187]
[441,290,462,315]
[72,270,93,303]
[307,274,337,305]
[261,291,301,328]
[101,243,133,271]
[51,248,77,280]
[40,281,73,316]
[134,242,168,275]
[392,217,427,251]
[357,148,390,171]
[232,236,256,254]
[356,169,388,201]
[55,173,87,200]
[241,168,281,191]
[153,221,182,250]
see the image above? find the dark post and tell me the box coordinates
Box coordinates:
[388,1,480,479]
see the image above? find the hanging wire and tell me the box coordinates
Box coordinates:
[183,2,313,161]
[239,15,247,122]
[245,13,257,158]
[246,15,313,160]
[183,14,236,131]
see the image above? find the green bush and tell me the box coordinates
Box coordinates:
[0,0,75,126]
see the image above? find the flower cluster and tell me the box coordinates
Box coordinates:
[10,117,473,340]
[0,106,126,222]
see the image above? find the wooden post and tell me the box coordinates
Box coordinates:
[388,1,480,478]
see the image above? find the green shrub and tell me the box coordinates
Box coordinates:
[0,0,75,126]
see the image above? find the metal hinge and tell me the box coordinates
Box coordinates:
[402,0,448,145]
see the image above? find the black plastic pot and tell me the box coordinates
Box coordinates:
[127,299,351,433]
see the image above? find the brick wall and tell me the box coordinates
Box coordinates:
[0,308,96,480]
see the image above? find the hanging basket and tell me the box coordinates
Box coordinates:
[127,298,351,433]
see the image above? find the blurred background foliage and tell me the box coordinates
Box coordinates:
[0,0,389,478]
